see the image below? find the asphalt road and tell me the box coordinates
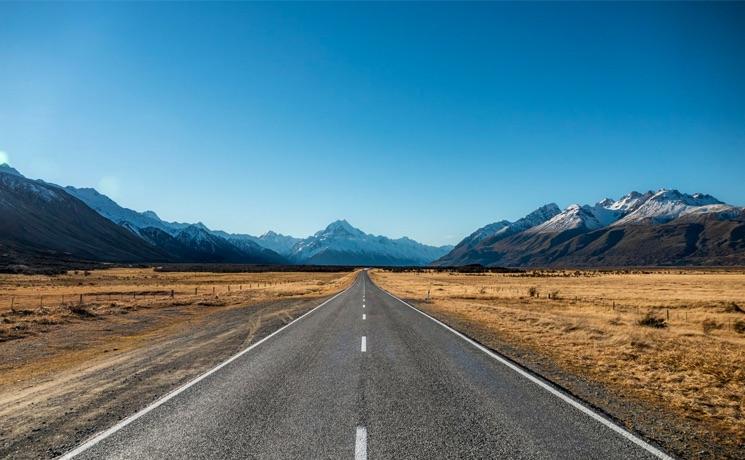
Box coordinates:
[66,271,669,459]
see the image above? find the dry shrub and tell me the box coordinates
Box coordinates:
[733,320,745,334]
[702,318,723,334]
[549,290,560,300]
[528,286,539,298]
[637,312,667,329]
[608,316,623,326]
[68,305,96,318]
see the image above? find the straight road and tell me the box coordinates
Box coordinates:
[66,271,668,459]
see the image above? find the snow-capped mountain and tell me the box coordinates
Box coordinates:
[0,165,169,265]
[523,189,739,234]
[63,184,292,262]
[437,188,744,267]
[211,230,301,256]
[253,231,302,255]
[527,203,622,234]
[0,165,286,265]
[613,189,737,225]
[4,161,742,268]
[466,221,512,244]
[434,203,561,266]
[497,203,564,235]
[290,220,452,266]
[28,168,446,266]
[171,225,283,263]
[63,186,198,235]
[606,191,654,213]
[0,163,23,177]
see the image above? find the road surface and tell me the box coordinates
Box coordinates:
[65,271,669,459]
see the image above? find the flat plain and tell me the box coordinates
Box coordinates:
[370,268,745,458]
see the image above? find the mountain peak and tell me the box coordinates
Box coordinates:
[650,189,721,206]
[142,210,161,220]
[291,220,450,266]
[323,219,362,235]
[614,188,727,225]
[0,163,23,177]
[597,198,615,208]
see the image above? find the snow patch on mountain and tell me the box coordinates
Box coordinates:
[0,170,62,203]
[613,189,727,225]
[461,204,562,246]
[463,221,511,246]
[290,220,451,265]
[254,231,302,255]
[528,203,622,234]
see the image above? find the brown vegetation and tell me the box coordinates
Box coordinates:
[0,268,353,343]
[370,268,745,457]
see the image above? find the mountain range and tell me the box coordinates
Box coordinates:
[3,163,744,268]
[435,190,745,267]
[289,219,451,266]
[0,164,451,268]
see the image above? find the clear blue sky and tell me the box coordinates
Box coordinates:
[2,2,744,245]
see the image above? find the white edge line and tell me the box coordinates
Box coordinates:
[355,426,368,460]
[59,284,353,459]
[361,336,367,352]
[377,284,673,460]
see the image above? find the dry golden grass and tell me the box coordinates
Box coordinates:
[370,269,745,447]
[0,268,356,341]
[0,268,356,386]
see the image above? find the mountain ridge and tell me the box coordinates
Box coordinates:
[2,165,448,266]
[437,189,745,267]
[3,163,743,268]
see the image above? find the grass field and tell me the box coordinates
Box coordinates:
[0,268,354,342]
[370,268,745,454]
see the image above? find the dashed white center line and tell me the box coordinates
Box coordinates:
[361,336,366,352]
[362,303,365,308]
[355,426,367,460]
[362,313,366,320]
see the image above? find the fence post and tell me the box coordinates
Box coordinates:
[171,289,174,298]
[79,294,83,305]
